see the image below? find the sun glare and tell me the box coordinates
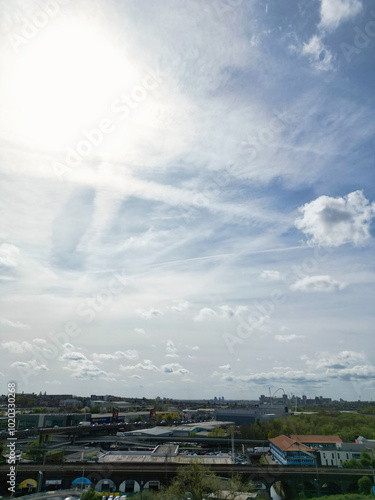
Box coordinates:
[6,20,137,151]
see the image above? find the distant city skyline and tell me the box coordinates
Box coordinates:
[0,0,374,401]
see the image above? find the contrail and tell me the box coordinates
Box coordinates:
[80,245,312,274]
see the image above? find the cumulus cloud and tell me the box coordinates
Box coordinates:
[71,366,115,380]
[171,300,190,312]
[2,341,32,354]
[320,0,362,30]
[295,191,375,247]
[161,363,189,375]
[0,318,31,329]
[218,364,232,371]
[11,360,48,372]
[60,350,115,380]
[120,359,160,372]
[328,365,375,380]
[134,328,146,335]
[219,305,235,317]
[60,351,87,361]
[260,270,284,281]
[301,35,333,71]
[237,366,324,385]
[303,350,365,370]
[219,305,249,318]
[275,334,303,342]
[290,275,345,293]
[137,308,163,319]
[93,350,139,362]
[0,244,19,267]
[194,307,217,321]
[32,338,47,346]
[1,338,49,354]
[166,340,179,358]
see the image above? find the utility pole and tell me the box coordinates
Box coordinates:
[231,427,235,461]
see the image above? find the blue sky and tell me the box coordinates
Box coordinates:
[0,0,374,400]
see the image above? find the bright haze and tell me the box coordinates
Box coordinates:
[0,0,374,400]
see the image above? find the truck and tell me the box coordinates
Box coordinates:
[78,421,91,427]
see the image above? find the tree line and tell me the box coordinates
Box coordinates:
[239,410,375,441]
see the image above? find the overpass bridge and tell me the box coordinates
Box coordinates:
[1,462,373,498]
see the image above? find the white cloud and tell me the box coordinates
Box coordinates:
[166,340,179,358]
[1,338,47,354]
[290,275,345,293]
[0,244,19,268]
[295,191,375,247]
[194,307,217,321]
[275,334,303,342]
[236,366,324,385]
[219,305,235,317]
[260,270,284,281]
[303,350,365,370]
[134,328,146,335]
[0,318,31,329]
[60,351,115,380]
[219,305,249,318]
[161,363,189,375]
[137,308,164,319]
[11,360,48,372]
[301,35,333,72]
[120,360,160,372]
[329,365,375,380]
[93,350,139,362]
[171,300,190,312]
[32,338,47,346]
[2,341,32,354]
[218,364,232,371]
[71,366,115,380]
[60,351,87,361]
[320,0,362,30]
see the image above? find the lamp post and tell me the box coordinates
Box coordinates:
[81,467,85,494]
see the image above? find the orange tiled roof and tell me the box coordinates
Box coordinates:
[269,435,312,452]
[290,435,343,444]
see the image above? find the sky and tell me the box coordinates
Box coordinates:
[0,0,374,401]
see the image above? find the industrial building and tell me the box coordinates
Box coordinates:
[215,405,288,425]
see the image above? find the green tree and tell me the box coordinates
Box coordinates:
[342,457,362,468]
[81,488,103,500]
[164,460,218,500]
[359,452,372,467]
[91,404,101,413]
[358,475,372,495]
[208,428,226,438]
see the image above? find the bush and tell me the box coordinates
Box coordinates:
[358,476,372,495]
[80,488,103,500]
